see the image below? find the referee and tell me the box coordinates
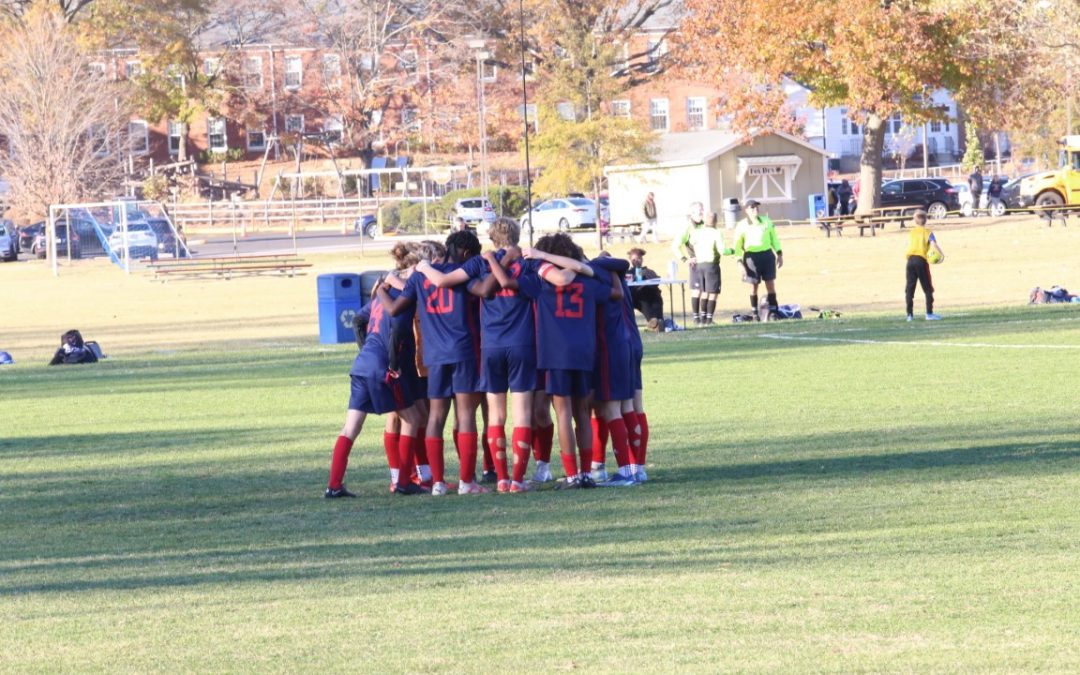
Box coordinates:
[734,200,784,321]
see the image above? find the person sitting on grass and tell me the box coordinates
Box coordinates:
[48,330,98,366]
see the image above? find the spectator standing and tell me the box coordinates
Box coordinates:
[904,209,944,321]
[968,167,984,216]
[734,200,784,321]
[451,216,469,232]
[640,192,658,243]
[837,180,853,216]
[827,184,838,216]
[987,176,1004,215]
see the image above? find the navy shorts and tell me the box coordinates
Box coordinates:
[427,359,482,399]
[546,368,592,397]
[593,347,634,402]
[348,373,413,415]
[745,250,778,282]
[480,346,537,393]
[631,348,643,391]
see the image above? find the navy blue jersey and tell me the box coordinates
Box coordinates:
[588,262,632,386]
[531,263,612,371]
[350,288,415,377]
[404,262,481,366]
[470,253,543,350]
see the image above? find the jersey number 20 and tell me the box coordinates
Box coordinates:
[426,287,455,314]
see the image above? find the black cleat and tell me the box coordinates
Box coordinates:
[578,474,597,489]
[394,482,429,495]
[324,486,357,499]
[480,470,498,484]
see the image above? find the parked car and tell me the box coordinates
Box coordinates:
[108,221,158,260]
[519,197,598,233]
[0,220,17,261]
[354,214,377,237]
[18,221,44,252]
[1000,173,1037,212]
[879,178,960,220]
[455,197,496,224]
[146,217,185,256]
[32,223,81,259]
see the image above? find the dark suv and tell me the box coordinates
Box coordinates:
[879,178,961,220]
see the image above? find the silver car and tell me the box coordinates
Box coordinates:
[0,220,17,261]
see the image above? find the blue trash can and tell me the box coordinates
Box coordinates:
[808,193,826,224]
[317,273,362,344]
[358,270,388,308]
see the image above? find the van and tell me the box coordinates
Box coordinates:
[455,198,496,223]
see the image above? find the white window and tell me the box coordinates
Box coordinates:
[203,57,220,77]
[284,55,302,89]
[401,49,417,74]
[481,60,497,82]
[244,57,263,91]
[646,40,666,73]
[518,104,538,134]
[247,128,266,151]
[687,97,707,130]
[401,107,419,131]
[613,43,629,73]
[556,101,576,121]
[324,115,343,143]
[649,98,669,132]
[89,125,109,157]
[285,114,304,134]
[737,155,802,204]
[360,53,375,71]
[125,61,142,79]
[87,62,106,80]
[369,109,383,127]
[930,120,941,133]
[167,66,184,89]
[128,120,149,155]
[322,54,341,86]
[841,108,860,136]
[207,117,227,152]
[611,100,631,119]
[168,120,183,155]
[889,113,902,134]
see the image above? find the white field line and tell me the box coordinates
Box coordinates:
[759,334,1080,350]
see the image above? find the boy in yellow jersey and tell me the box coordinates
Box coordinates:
[688,211,734,324]
[904,209,945,321]
[733,200,784,320]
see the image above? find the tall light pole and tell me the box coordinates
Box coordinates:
[517,0,534,245]
[467,39,490,203]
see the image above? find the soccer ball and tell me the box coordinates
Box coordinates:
[927,249,943,264]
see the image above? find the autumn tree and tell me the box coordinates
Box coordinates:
[677,0,1031,215]
[0,6,132,226]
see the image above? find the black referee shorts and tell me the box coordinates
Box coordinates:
[694,262,721,293]
[744,250,778,282]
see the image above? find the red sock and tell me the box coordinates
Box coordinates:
[608,416,630,468]
[622,412,640,466]
[413,429,428,466]
[481,433,495,474]
[457,431,478,483]
[487,426,508,481]
[638,413,649,465]
[590,416,609,464]
[510,426,532,483]
[327,435,354,489]
[561,450,579,479]
[426,437,445,483]
[383,432,400,472]
[397,435,416,486]
[534,424,554,463]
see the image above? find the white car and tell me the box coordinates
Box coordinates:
[108,222,159,261]
[455,197,496,224]
[519,197,598,233]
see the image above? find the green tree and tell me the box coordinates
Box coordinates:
[961,125,983,173]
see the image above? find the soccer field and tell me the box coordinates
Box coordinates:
[2,220,1079,671]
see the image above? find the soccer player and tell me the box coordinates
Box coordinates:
[324,275,427,498]
[523,234,619,489]
[413,218,543,493]
[377,231,489,496]
[904,209,944,321]
[734,199,783,321]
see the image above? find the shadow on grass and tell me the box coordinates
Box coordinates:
[1,420,1076,597]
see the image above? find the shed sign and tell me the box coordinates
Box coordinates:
[748,166,784,176]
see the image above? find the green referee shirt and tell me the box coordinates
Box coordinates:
[734,215,782,258]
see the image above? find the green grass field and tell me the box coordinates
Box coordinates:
[2,219,1080,671]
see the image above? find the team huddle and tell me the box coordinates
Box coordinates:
[324,218,650,498]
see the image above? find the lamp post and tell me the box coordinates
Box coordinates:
[467,39,490,203]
